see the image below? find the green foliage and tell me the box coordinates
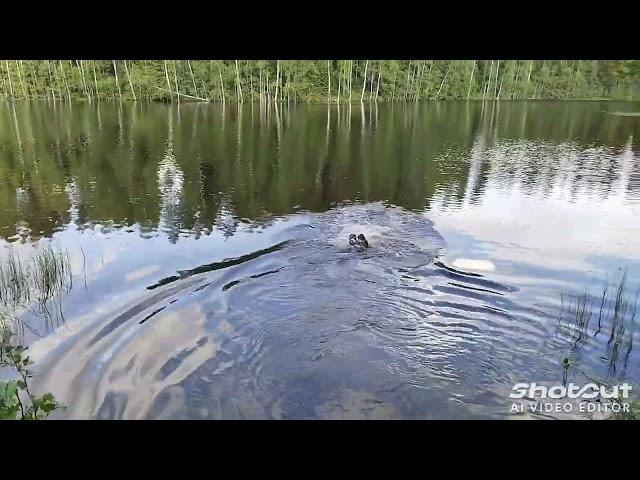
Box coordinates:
[0,379,20,419]
[0,321,64,420]
[1,60,639,102]
[614,399,640,420]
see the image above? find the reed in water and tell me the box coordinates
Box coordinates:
[0,243,73,330]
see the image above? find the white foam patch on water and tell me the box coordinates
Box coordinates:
[452,258,496,272]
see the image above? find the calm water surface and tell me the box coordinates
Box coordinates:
[1,100,639,419]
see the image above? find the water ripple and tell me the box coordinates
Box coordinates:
[33,203,571,419]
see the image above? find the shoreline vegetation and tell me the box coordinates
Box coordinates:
[1,60,639,103]
[0,244,71,420]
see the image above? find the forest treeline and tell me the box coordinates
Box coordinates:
[1,60,640,103]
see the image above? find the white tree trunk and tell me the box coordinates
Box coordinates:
[123,60,137,101]
[235,60,243,102]
[164,61,173,102]
[58,61,71,101]
[275,60,280,102]
[337,62,341,103]
[53,61,63,100]
[16,61,27,98]
[5,60,14,98]
[414,61,425,101]
[485,60,493,99]
[93,61,100,101]
[348,60,353,103]
[112,60,122,101]
[77,60,90,102]
[369,64,374,102]
[327,60,331,103]
[360,60,369,103]
[392,68,397,101]
[172,61,180,104]
[219,67,225,103]
[404,60,412,101]
[436,65,450,99]
[1,64,7,99]
[188,60,198,97]
[467,61,475,99]
[494,60,500,98]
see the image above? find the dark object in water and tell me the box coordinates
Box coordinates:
[348,233,369,250]
[357,234,369,248]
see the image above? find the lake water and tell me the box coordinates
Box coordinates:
[1,100,639,419]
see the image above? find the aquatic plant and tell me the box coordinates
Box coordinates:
[557,269,639,378]
[0,251,30,310]
[556,289,594,347]
[0,243,73,329]
[31,245,72,306]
